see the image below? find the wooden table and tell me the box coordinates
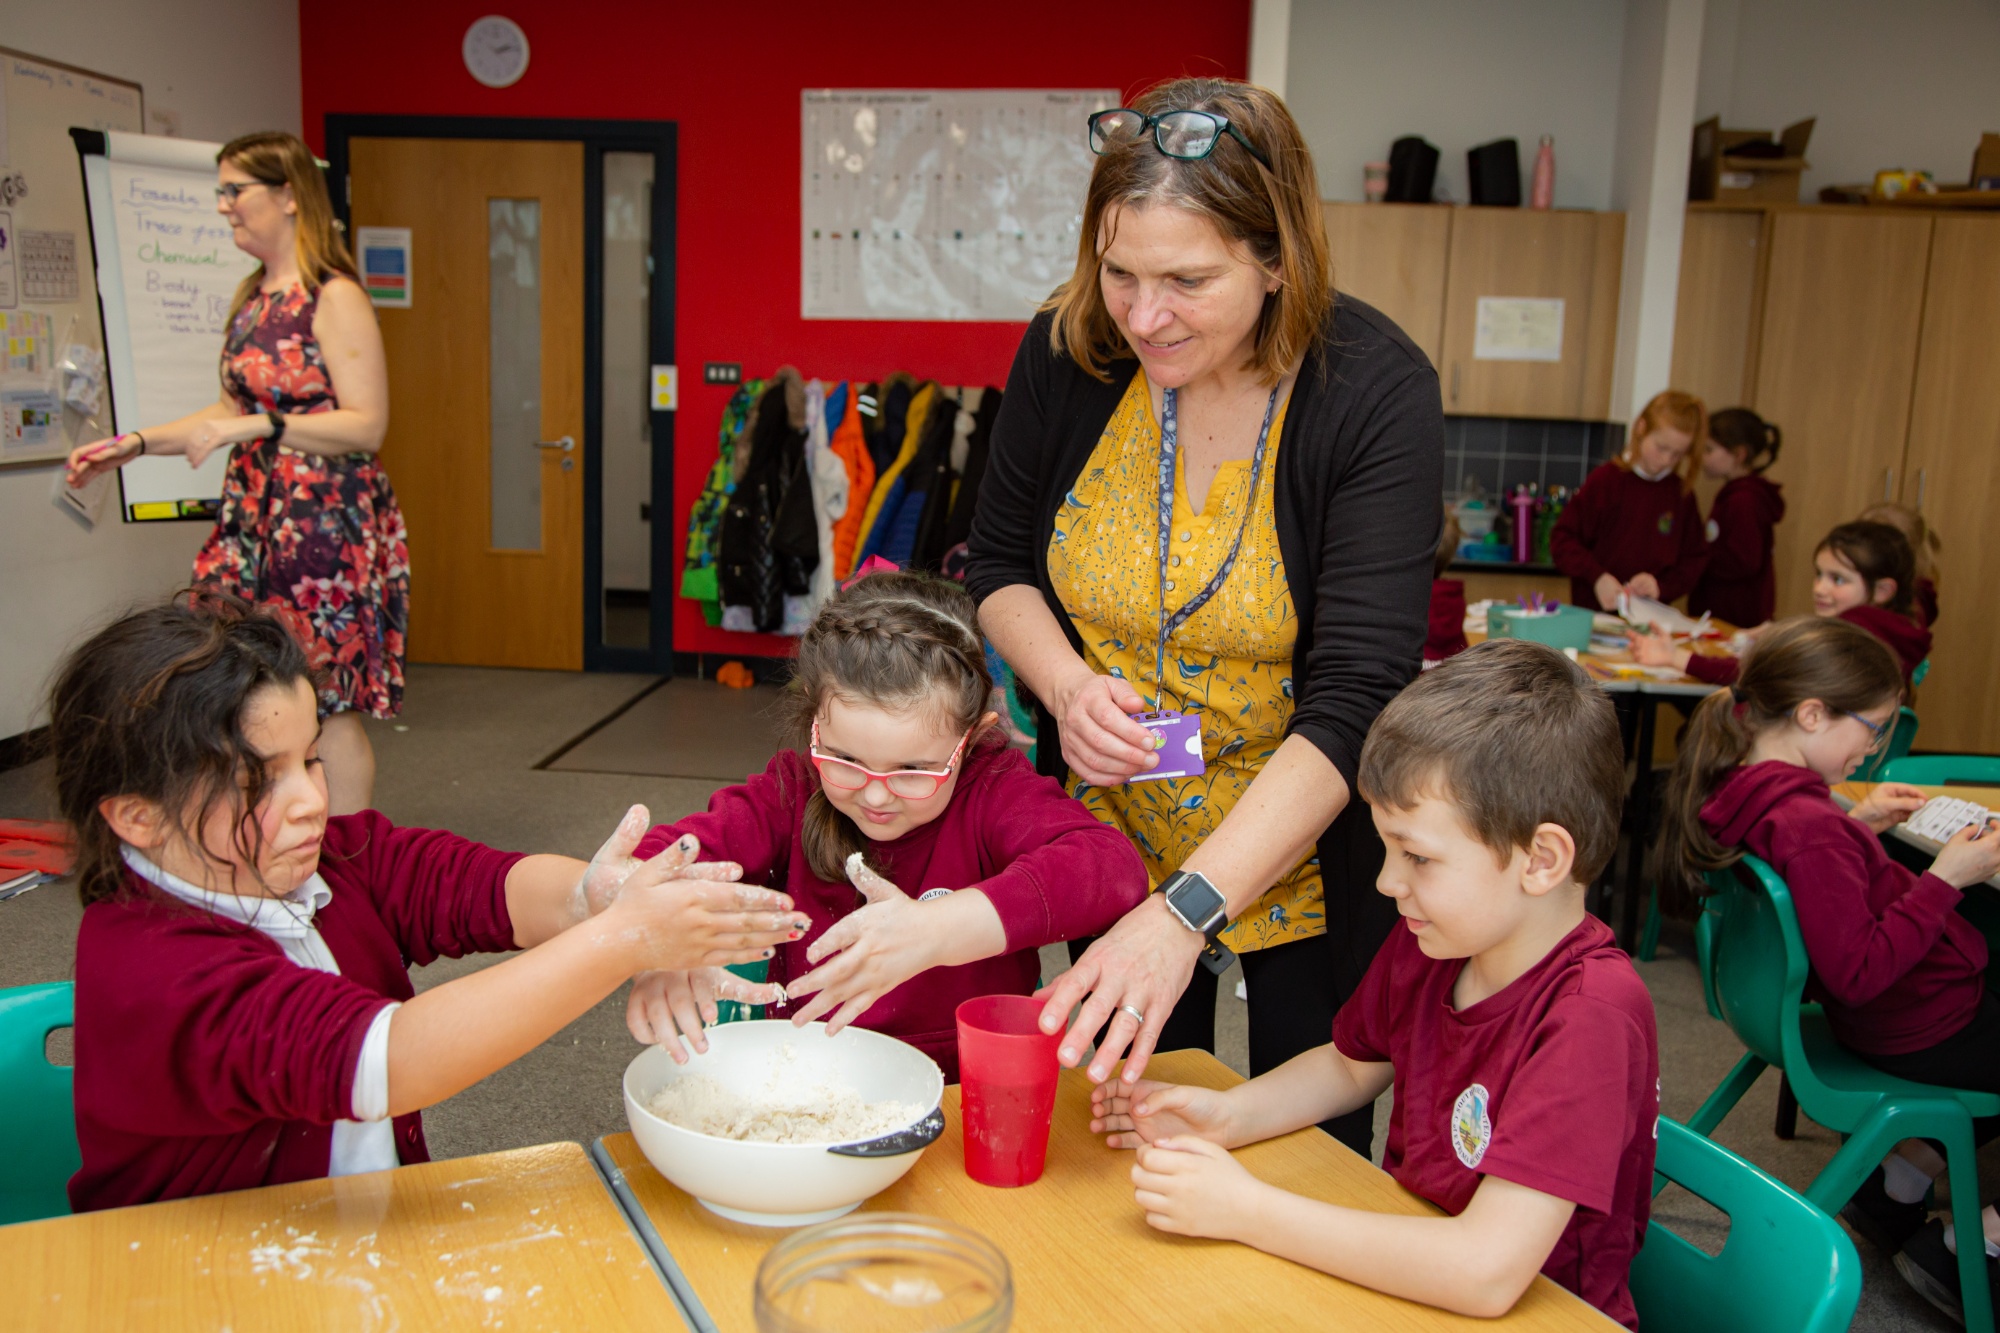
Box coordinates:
[0,1141,688,1331]
[1834,782,2000,890]
[596,1050,1618,1332]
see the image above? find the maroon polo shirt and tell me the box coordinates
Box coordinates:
[1551,461,1709,610]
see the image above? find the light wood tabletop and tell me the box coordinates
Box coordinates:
[0,1141,687,1331]
[599,1048,1618,1332]
[1835,781,2000,889]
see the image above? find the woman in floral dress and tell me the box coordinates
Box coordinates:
[67,132,406,815]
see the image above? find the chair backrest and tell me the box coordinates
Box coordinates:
[1699,858,1809,1071]
[1879,753,2000,787]
[1850,706,1919,782]
[1632,1118,1862,1333]
[0,982,79,1225]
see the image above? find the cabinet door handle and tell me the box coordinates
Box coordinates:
[1450,364,1461,405]
[534,435,575,452]
[1882,467,1894,501]
[1916,468,1928,509]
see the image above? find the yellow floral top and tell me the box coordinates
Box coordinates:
[1048,372,1319,952]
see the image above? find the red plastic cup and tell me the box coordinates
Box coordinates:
[955,995,1062,1188]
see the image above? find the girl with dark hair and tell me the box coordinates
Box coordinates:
[1689,407,1785,626]
[1658,617,2000,1318]
[53,592,805,1213]
[1633,520,1932,691]
[624,571,1146,1082]
[66,131,406,816]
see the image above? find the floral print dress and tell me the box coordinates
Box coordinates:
[193,281,409,718]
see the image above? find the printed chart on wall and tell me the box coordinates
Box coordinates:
[77,131,257,521]
[801,89,1116,321]
[0,48,143,471]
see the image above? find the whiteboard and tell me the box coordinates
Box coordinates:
[0,48,142,467]
[79,131,255,520]
[800,89,1116,321]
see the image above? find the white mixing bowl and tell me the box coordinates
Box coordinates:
[623,1020,946,1227]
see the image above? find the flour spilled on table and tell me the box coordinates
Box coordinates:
[647,1041,923,1143]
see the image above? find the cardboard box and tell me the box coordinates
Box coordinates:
[1690,117,1814,203]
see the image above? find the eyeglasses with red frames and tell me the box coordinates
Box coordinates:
[809,719,973,800]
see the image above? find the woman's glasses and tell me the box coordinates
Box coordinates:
[810,720,973,800]
[215,181,275,204]
[1841,709,1893,753]
[1088,108,1273,171]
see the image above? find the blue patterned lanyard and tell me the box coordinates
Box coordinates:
[1152,383,1281,708]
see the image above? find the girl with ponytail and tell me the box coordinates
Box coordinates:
[1689,407,1785,627]
[624,571,1146,1081]
[1659,617,2000,1309]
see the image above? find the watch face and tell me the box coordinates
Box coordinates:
[1167,874,1226,932]
[463,16,530,88]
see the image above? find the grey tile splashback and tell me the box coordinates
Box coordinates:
[1443,416,1625,501]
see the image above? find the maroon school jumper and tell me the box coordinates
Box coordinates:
[1701,761,1985,1056]
[1686,603,1933,689]
[1550,462,1709,610]
[1425,577,1469,663]
[69,813,522,1212]
[634,740,1147,1082]
[1689,473,1784,627]
[1333,916,1658,1329]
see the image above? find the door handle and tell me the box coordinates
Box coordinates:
[534,436,574,452]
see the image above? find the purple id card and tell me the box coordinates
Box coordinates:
[1127,710,1205,782]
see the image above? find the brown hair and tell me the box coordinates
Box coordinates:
[48,590,316,907]
[1434,507,1462,578]
[218,132,358,322]
[1358,639,1625,885]
[1857,502,1940,587]
[1708,407,1782,473]
[779,572,995,882]
[1659,616,1903,892]
[1046,77,1331,384]
[1617,390,1708,490]
[1817,521,1916,616]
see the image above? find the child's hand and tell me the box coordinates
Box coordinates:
[784,856,937,1033]
[1090,1079,1236,1149]
[573,806,746,921]
[607,834,808,972]
[627,967,787,1063]
[1931,819,2000,890]
[1592,573,1624,612]
[1130,1137,1265,1241]
[1625,572,1661,600]
[1625,628,1688,670]
[1849,782,1928,834]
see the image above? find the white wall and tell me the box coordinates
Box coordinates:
[1699,0,2000,197]
[1285,0,1628,209]
[0,1,302,738]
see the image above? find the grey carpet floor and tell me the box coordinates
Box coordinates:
[0,662,1975,1329]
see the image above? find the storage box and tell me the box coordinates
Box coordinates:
[1486,603,1594,651]
[1690,117,1814,203]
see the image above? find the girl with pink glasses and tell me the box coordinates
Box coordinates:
[625,571,1147,1081]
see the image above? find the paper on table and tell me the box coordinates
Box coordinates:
[1904,796,1996,844]
[1617,593,1709,637]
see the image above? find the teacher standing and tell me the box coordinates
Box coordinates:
[965,78,1441,1153]
[67,132,406,816]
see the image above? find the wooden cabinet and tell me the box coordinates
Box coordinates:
[1751,211,1934,623]
[1901,216,2000,753]
[1669,207,1766,409]
[1439,209,1625,420]
[1321,202,1451,365]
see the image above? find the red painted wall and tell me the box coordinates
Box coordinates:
[298,1,1249,660]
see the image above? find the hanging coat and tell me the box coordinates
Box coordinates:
[718,381,803,633]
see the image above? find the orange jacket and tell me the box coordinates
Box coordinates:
[827,385,875,580]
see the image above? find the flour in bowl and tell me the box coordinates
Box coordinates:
[648,1047,925,1144]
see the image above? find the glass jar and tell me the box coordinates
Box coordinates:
[754,1212,1012,1333]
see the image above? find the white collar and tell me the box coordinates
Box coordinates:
[121,845,332,940]
[1632,463,1673,482]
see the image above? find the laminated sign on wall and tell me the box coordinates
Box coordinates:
[356,226,411,307]
[1474,297,1565,363]
[801,89,1117,321]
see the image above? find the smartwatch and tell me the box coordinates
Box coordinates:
[1160,869,1236,976]
[266,410,288,445]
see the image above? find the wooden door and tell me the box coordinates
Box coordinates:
[1751,211,1932,619]
[1439,209,1624,419]
[349,138,585,669]
[1322,202,1452,365]
[1901,215,2000,752]
[1670,207,1766,410]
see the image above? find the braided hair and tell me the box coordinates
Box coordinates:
[781,571,994,881]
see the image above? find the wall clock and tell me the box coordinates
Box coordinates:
[463,16,530,89]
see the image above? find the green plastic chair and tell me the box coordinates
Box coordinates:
[0,982,79,1226]
[1634,1118,1861,1333]
[1850,706,1919,782]
[1686,856,1994,1329]
[1880,753,2000,787]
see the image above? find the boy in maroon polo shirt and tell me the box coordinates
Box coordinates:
[1091,640,1658,1327]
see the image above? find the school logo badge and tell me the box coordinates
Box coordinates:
[1451,1083,1492,1168]
[1705,518,1720,542]
[1657,512,1674,535]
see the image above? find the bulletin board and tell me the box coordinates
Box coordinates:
[0,47,143,468]
[800,89,1117,321]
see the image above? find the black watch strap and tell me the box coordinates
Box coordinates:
[1197,937,1236,976]
[267,410,287,445]
[1162,870,1237,976]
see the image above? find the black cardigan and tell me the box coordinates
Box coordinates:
[967,297,1441,979]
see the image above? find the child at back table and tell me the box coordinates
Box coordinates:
[624,571,1147,1082]
[1090,640,1658,1327]
[1688,407,1785,628]
[1552,390,1711,611]
[54,592,806,1212]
